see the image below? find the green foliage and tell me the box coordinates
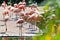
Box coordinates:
[55,7,60,20]
[54,33,60,40]
[37,20,45,30]
[0,38,2,40]
[43,4,49,10]
[33,0,60,40]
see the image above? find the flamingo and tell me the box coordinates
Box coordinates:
[22,1,26,4]
[18,2,26,11]
[20,10,25,16]
[29,4,38,12]
[3,10,9,19]
[0,9,9,34]
[1,1,6,9]
[17,2,22,8]
[20,10,28,21]
[4,15,9,33]
[0,15,9,34]
[25,10,35,17]
[22,2,26,11]
[14,4,18,8]
[16,19,24,36]
[18,5,23,10]
[7,5,12,10]
[27,13,37,30]
[13,8,20,20]
[7,5,13,17]
[9,7,14,17]
[10,7,14,12]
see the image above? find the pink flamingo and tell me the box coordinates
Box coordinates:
[9,7,15,18]
[13,8,20,20]
[14,4,18,8]
[27,13,38,30]
[2,11,9,33]
[16,19,24,36]
[4,15,9,33]
[1,1,6,9]
[2,10,9,19]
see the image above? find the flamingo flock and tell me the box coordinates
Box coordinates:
[1,1,43,35]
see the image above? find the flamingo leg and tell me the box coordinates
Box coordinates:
[5,21,7,33]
